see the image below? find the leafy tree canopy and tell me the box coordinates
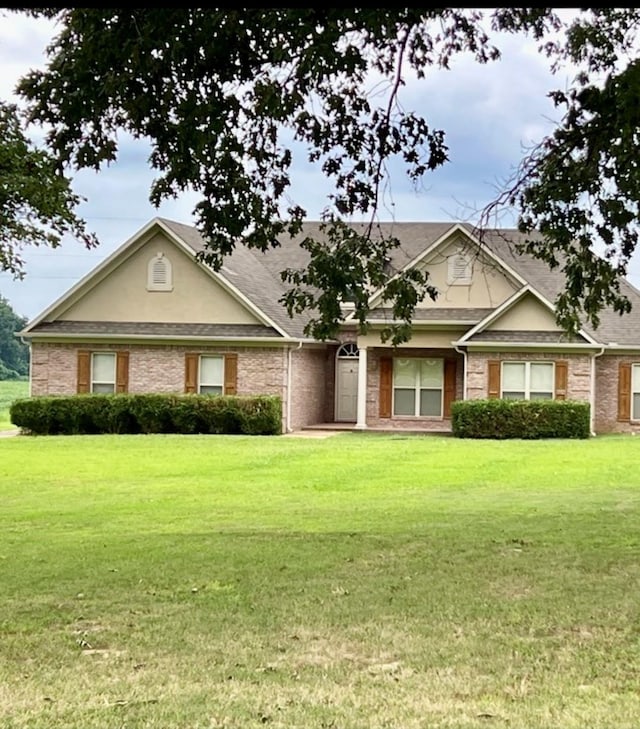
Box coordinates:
[6,8,640,342]
[0,101,98,278]
[0,294,28,378]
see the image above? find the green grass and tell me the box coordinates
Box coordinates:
[1,433,639,728]
[0,379,28,429]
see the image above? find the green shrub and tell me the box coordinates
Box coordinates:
[451,399,591,439]
[10,393,282,436]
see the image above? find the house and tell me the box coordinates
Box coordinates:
[18,217,640,435]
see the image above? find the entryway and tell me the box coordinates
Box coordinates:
[335,342,359,421]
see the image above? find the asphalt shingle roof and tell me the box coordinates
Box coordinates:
[31,217,640,346]
[30,321,280,339]
[466,330,589,344]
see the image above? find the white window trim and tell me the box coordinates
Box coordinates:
[199,354,224,395]
[91,352,116,394]
[392,357,444,418]
[631,364,640,420]
[501,361,555,400]
[147,252,173,291]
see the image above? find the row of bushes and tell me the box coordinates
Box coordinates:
[10,393,282,436]
[451,399,591,439]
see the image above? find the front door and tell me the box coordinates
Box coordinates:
[335,358,358,421]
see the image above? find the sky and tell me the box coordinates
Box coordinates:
[2,9,639,322]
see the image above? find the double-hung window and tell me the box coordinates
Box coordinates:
[91,352,116,393]
[501,361,554,400]
[199,355,224,395]
[631,365,640,420]
[393,358,443,417]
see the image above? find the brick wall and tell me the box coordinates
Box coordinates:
[365,347,464,432]
[467,351,592,403]
[289,347,331,430]
[29,341,336,432]
[31,342,288,396]
[594,354,640,434]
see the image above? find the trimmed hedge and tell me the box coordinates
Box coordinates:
[9,393,282,436]
[451,398,591,439]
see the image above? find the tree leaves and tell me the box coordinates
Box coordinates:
[8,8,640,340]
[0,102,98,278]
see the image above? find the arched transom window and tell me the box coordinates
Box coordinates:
[337,342,359,358]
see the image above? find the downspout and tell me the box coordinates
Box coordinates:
[286,341,303,433]
[20,336,32,397]
[453,344,468,400]
[590,345,606,437]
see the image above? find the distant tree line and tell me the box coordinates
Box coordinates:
[0,295,28,379]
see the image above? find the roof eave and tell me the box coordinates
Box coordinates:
[454,341,602,351]
[21,331,307,345]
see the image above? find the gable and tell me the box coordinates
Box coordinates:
[56,230,262,325]
[413,234,519,310]
[486,292,559,331]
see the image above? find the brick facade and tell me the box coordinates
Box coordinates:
[289,347,331,430]
[594,354,640,434]
[27,342,640,435]
[30,341,335,433]
[365,347,464,432]
[466,351,592,403]
[30,341,291,427]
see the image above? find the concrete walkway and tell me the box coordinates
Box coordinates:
[0,428,19,438]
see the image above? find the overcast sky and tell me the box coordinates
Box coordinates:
[2,10,638,321]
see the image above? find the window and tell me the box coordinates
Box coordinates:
[393,358,443,417]
[337,342,359,358]
[632,365,640,420]
[147,252,173,291]
[77,351,129,394]
[447,251,472,285]
[199,355,223,395]
[501,361,554,400]
[184,352,237,396]
[91,353,116,393]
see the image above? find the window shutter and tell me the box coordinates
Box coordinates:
[185,353,199,394]
[116,351,129,393]
[443,358,457,417]
[554,360,568,400]
[618,362,631,422]
[487,360,500,399]
[77,351,90,393]
[379,357,392,418]
[224,353,238,395]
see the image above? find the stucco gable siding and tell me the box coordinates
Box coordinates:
[414,237,519,310]
[57,231,261,326]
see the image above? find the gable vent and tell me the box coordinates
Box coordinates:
[448,251,472,285]
[147,252,173,291]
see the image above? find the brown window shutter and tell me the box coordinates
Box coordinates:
[443,358,457,417]
[224,353,238,395]
[77,351,91,393]
[379,357,392,418]
[185,353,199,394]
[487,360,500,399]
[618,362,631,422]
[554,360,568,400]
[115,351,129,393]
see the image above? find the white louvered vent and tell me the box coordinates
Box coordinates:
[147,252,173,291]
[447,252,472,285]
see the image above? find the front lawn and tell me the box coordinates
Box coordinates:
[0,433,639,728]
